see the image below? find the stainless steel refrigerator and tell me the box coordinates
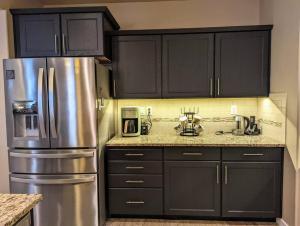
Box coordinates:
[3,57,115,226]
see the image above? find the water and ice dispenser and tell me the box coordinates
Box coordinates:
[12,101,39,138]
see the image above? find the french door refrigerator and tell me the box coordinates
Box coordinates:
[3,57,114,226]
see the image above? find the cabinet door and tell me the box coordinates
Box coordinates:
[112,35,162,98]
[162,34,214,97]
[16,14,60,57]
[61,13,104,56]
[164,161,220,216]
[222,162,281,218]
[215,31,270,97]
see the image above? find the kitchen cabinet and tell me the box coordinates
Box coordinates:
[222,147,282,219]
[112,25,272,98]
[61,13,105,56]
[215,31,270,97]
[14,14,61,57]
[112,35,162,98]
[162,34,214,97]
[106,145,283,220]
[107,148,163,216]
[164,161,220,216]
[222,162,281,218]
[11,7,119,59]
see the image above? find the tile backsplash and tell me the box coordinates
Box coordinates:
[116,95,286,143]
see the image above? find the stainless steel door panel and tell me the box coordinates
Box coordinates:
[9,149,97,174]
[10,174,98,226]
[3,59,50,148]
[47,58,97,148]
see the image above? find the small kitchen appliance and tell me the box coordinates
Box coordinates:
[121,107,141,137]
[232,115,250,136]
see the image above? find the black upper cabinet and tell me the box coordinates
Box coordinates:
[15,14,61,57]
[61,13,104,56]
[11,7,119,59]
[215,31,270,97]
[164,161,220,216]
[222,162,281,218]
[162,34,214,98]
[112,35,162,98]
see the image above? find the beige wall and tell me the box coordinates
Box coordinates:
[0,10,10,193]
[0,0,42,9]
[260,0,300,225]
[45,0,260,29]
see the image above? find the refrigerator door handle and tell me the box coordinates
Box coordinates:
[38,68,47,139]
[11,176,95,185]
[10,151,94,159]
[49,67,57,138]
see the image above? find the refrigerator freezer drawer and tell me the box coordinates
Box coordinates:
[9,149,97,174]
[10,174,99,226]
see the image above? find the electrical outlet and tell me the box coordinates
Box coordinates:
[230,105,238,115]
[146,106,153,116]
[139,107,146,116]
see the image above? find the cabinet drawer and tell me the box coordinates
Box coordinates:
[108,161,162,174]
[108,174,162,188]
[107,148,162,161]
[222,148,282,162]
[164,147,220,161]
[109,188,162,215]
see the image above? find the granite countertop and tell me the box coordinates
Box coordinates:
[106,133,285,147]
[0,194,42,226]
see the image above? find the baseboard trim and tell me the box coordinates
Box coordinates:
[277,218,289,226]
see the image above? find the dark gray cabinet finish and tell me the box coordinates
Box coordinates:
[162,34,214,97]
[15,14,61,57]
[222,162,281,218]
[164,161,220,216]
[109,188,163,215]
[61,13,104,56]
[215,31,270,97]
[112,35,162,98]
[106,146,283,220]
[11,7,119,58]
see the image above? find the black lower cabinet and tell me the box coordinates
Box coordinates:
[222,162,281,218]
[164,161,221,216]
[109,188,163,215]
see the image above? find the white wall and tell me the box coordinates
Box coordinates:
[260,0,300,225]
[45,0,260,29]
[0,10,9,193]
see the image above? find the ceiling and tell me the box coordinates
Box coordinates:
[40,0,182,5]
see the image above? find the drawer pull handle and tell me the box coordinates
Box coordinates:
[126,201,145,204]
[182,152,203,156]
[125,180,144,184]
[243,153,264,156]
[125,153,144,156]
[125,166,144,169]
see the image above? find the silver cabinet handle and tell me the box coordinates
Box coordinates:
[224,165,228,185]
[125,201,145,204]
[62,34,67,54]
[11,176,95,185]
[37,68,47,139]
[210,78,213,97]
[54,34,58,54]
[125,166,144,169]
[217,78,220,96]
[216,164,219,184]
[125,153,144,157]
[182,152,203,156]
[10,151,94,159]
[125,180,144,184]
[49,67,57,138]
[243,153,265,156]
[113,80,116,97]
